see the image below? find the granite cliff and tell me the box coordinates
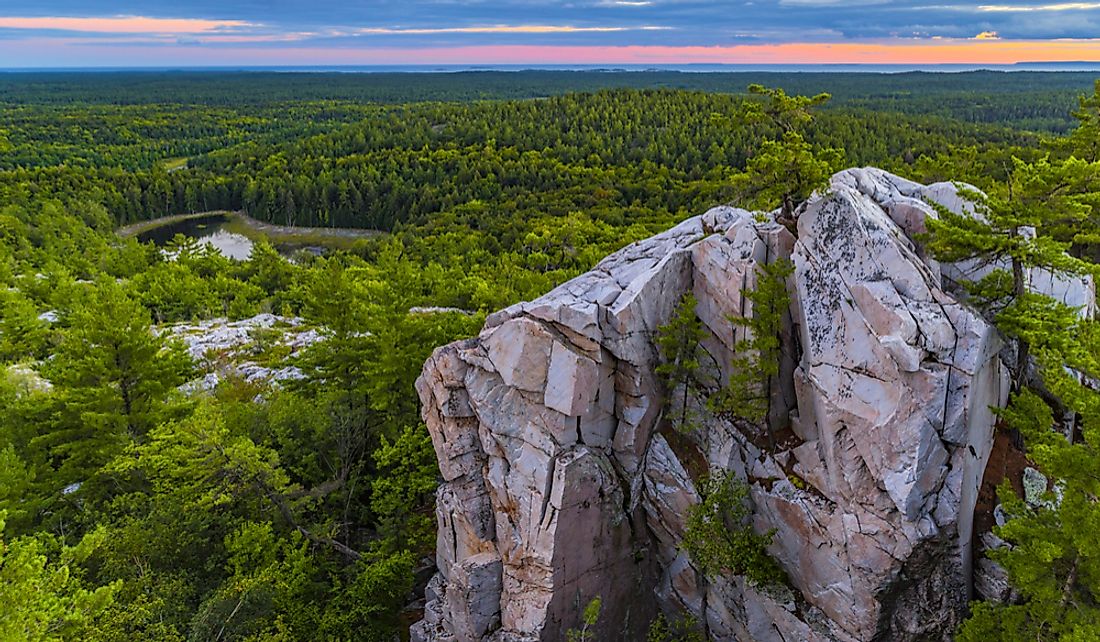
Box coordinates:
[411,168,1091,641]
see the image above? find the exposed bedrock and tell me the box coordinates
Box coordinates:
[409,168,1094,641]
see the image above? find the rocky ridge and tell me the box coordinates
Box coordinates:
[412,168,1088,641]
[159,313,322,392]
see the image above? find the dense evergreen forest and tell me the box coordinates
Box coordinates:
[1,71,1098,641]
[2,70,1094,132]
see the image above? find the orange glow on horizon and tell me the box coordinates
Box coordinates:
[3,37,1100,67]
[366,41,1100,65]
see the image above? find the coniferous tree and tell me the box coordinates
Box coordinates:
[734,85,843,221]
[1057,80,1100,163]
[710,259,793,450]
[36,279,192,491]
[655,293,712,432]
[943,127,1100,642]
[925,155,1099,387]
[959,355,1100,640]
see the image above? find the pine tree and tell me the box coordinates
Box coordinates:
[947,149,1100,641]
[655,293,712,433]
[925,155,1099,387]
[739,84,831,136]
[1058,80,1100,163]
[710,259,793,451]
[958,358,1100,641]
[733,85,843,221]
[681,471,784,588]
[35,278,192,491]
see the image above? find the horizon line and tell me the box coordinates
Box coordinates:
[3,61,1100,71]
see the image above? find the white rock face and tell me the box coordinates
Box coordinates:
[414,169,1020,642]
[159,313,323,391]
[833,167,1097,317]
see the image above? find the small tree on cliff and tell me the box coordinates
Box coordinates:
[959,361,1100,641]
[710,259,793,451]
[656,293,712,432]
[681,471,784,588]
[739,84,830,136]
[950,141,1100,638]
[733,85,843,222]
[566,597,602,642]
[925,155,1099,388]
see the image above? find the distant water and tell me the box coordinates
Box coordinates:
[138,213,255,260]
[8,62,1100,73]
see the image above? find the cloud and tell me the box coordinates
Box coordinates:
[0,15,253,34]
[977,2,1100,11]
[778,0,890,5]
[3,0,1100,65]
[352,24,672,35]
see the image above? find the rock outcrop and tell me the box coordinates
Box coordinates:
[412,168,1053,641]
[159,313,322,392]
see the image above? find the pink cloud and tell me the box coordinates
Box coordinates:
[0,15,253,34]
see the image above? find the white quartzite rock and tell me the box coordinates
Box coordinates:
[415,169,1022,641]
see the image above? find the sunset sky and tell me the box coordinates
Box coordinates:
[2,1,1100,67]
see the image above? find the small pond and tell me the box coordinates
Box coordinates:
[136,213,327,260]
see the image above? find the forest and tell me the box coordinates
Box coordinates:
[0,71,1098,641]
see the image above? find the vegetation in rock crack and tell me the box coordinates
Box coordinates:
[656,292,713,433]
[566,597,602,642]
[681,471,785,587]
[709,258,794,451]
[646,614,707,642]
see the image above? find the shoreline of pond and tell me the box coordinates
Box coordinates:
[116,211,385,250]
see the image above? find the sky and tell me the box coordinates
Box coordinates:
[2,1,1100,68]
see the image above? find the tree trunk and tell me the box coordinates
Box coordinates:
[1012,256,1030,390]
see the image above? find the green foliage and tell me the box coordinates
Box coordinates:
[1057,79,1100,162]
[646,614,706,642]
[926,155,1100,385]
[316,549,417,641]
[710,259,793,449]
[735,132,843,218]
[370,425,439,552]
[733,85,843,218]
[0,513,119,641]
[959,382,1100,641]
[28,279,193,511]
[566,597,602,642]
[681,471,784,587]
[947,152,1100,639]
[740,84,832,134]
[0,288,51,362]
[655,293,712,432]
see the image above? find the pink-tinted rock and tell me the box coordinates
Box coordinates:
[413,170,1033,642]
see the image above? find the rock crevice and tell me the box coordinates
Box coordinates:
[409,169,1072,641]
